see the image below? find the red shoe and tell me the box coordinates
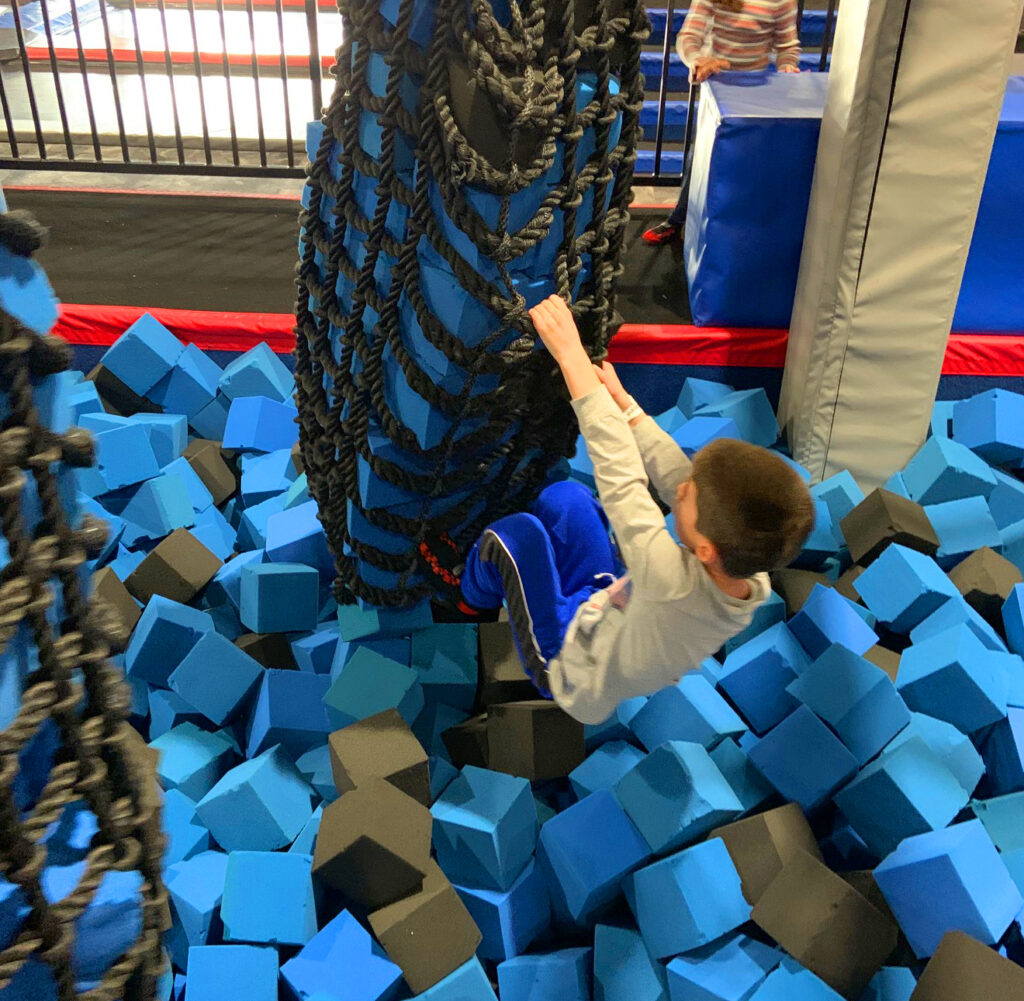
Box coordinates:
[642,221,680,245]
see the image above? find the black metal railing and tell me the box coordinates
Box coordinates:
[0,0,839,180]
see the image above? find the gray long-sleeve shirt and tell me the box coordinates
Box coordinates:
[547,388,771,724]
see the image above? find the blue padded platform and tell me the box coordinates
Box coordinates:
[685,73,827,329]
[684,75,1024,333]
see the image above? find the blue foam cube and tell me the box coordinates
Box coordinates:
[221,851,317,947]
[163,788,211,866]
[246,669,332,759]
[978,706,1024,794]
[151,722,236,801]
[667,933,772,1001]
[680,378,735,418]
[322,646,424,728]
[614,741,742,853]
[218,343,294,403]
[454,860,551,963]
[121,473,196,543]
[569,741,647,800]
[101,313,185,395]
[853,545,960,633]
[148,690,206,741]
[671,416,742,456]
[709,738,775,813]
[834,736,969,857]
[584,696,648,752]
[415,958,497,1001]
[718,623,810,735]
[90,424,162,493]
[497,948,592,1001]
[858,967,917,1001]
[410,623,479,711]
[295,744,335,803]
[952,389,1024,465]
[125,595,213,687]
[537,790,651,927]
[289,803,324,856]
[432,765,537,892]
[902,435,998,505]
[223,396,299,453]
[168,632,264,727]
[885,711,985,798]
[239,562,319,633]
[924,497,1002,566]
[239,448,297,506]
[593,923,669,1001]
[195,745,314,852]
[747,706,858,812]
[694,389,779,447]
[265,499,335,577]
[631,674,746,752]
[1004,583,1024,657]
[133,413,188,467]
[291,623,341,675]
[280,910,402,1001]
[165,851,229,971]
[971,791,1024,852]
[811,470,865,525]
[190,394,230,440]
[897,625,1008,733]
[787,644,910,764]
[336,600,434,640]
[874,819,1023,957]
[150,342,222,417]
[184,945,278,1001]
[747,962,842,1000]
[629,839,751,959]
[913,594,1006,653]
[788,585,878,660]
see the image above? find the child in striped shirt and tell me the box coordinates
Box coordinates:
[643,0,802,244]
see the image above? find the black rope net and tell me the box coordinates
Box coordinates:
[0,240,167,997]
[295,0,650,608]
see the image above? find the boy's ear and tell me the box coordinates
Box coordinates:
[694,538,718,567]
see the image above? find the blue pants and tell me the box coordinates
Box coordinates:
[462,480,621,694]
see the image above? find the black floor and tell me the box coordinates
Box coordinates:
[9,188,691,325]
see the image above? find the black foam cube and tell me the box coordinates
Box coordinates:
[487,701,585,781]
[840,489,940,566]
[477,621,535,708]
[442,714,490,770]
[948,546,1023,626]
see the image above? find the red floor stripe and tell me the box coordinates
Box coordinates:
[53,303,1024,378]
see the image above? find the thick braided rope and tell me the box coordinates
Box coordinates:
[0,312,167,1001]
[294,0,649,607]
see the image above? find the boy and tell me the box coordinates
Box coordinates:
[461,295,814,724]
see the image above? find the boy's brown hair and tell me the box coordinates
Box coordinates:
[691,438,815,579]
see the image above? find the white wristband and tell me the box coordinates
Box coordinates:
[622,399,644,423]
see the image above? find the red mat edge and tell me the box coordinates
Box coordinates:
[52,303,1024,378]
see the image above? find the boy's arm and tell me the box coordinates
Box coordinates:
[531,298,693,594]
[595,361,693,506]
[676,0,713,68]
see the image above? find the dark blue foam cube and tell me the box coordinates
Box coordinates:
[537,790,650,927]
[168,632,263,727]
[239,562,319,633]
[498,948,592,1001]
[246,669,332,759]
[323,646,424,728]
[148,690,207,741]
[184,945,278,1001]
[874,819,1023,957]
[196,746,314,852]
[614,741,742,854]
[190,394,230,440]
[410,623,479,712]
[747,706,858,811]
[453,859,551,963]
[631,674,746,752]
[858,967,917,1001]
[834,735,969,857]
[787,644,910,764]
[788,585,878,659]
[218,343,294,403]
[221,851,317,947]
[432,765,537,892]
[291,623,340,675]
[1004,584,1024,657]
[853,545,960,633]
[336,600,433,641]
[897,625,1008,733]
[281,909,402,1001]
[719,623,809,734]
[101,313,185,395]
[151,722,236,801]
[629,839,750,959]
[223,396,299,454]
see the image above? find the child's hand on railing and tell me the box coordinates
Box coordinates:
[691,56,731,83]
